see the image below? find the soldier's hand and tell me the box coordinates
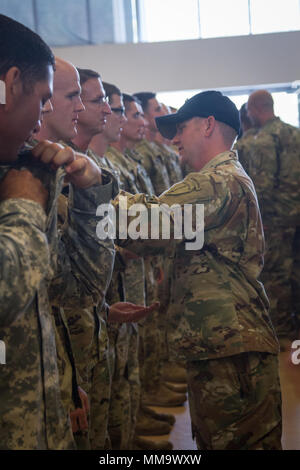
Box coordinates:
[64,153,102,188]
[0,169,48,211]
[70,386,90,433]
[78,386,90,415]
[31,140,75,169]
[108,301,159,323]
[32,140,102,188]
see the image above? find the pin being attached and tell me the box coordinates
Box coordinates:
[0,80,6,105]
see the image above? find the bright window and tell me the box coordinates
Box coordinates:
[157,89,299,127]
[199,0,250,38]
[139,0,200,42]
[250,0,300,34]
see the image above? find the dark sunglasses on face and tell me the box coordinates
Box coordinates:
[111,107,125,116]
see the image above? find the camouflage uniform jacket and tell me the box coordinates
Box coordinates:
[135,139,171,195]
[124,148,155,196]
[235,117,300,229]
[105,145,155,196]
[155,142,183,186]
[58,144,118,375]
[115,151,279,360]
[0,150,115,449]
[234,128,258,174]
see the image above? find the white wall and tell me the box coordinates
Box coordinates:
[53,31,300,93]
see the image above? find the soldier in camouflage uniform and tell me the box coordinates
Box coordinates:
[113,91,282,450]
[99,91,175,448]
[59,67,115,450]
[235,90,300,347]
[73,75,156,450]
[234,103,257,174]
[99,91,156,447]
[0,16,118,449]
[154,103,183,187]
[133,92,187,400]
[88,81,138,450]
[0,15,73,450]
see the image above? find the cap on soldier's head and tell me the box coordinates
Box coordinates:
[155,91,240,139]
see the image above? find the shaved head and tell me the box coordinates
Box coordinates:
[247,90,275,128]
[248,90,274,112]
[36,56,84,142]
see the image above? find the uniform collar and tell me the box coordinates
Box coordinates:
[260,116,280,131]
[201,150,238,172]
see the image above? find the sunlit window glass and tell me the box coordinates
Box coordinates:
[199,0,250,38]
[0,0,35,31]
[272,92,299,127]
[250,0,300,34]
[157,89,299,128]
[139,0,200,42]
[36,0,90,46]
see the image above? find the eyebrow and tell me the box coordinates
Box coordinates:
[66,90,81,98]
[94,93,105,100]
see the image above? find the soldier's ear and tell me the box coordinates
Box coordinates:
[204,116,215,137]
[3,67,23,111]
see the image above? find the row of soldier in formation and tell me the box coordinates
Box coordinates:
[1,13,299,450]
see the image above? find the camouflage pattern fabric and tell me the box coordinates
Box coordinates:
[103,146,145,449]
[154,141,183,186]
[55,145,118,450]
[0,152,75,449]
[90,147,133,450]
[135,139,171,196]
[107,147,167,396]
[235,127,257,174]
[235,117,300,341]
[125,145,171,391]
[114,150,279,361]
[88,311,113,449]
[51,306,76,416]
[113,149,281,448]
[187,352,282,450]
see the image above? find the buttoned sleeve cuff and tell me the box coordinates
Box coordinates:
[69,169,115,213]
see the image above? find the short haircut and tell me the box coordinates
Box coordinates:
[218,121,238,147]
[102,82,121,103]
[77,68,101,85]
[123,93,142,110]
[133,92,156,111]
[0,14,55,88]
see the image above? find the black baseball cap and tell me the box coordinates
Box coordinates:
[155,90,240,139]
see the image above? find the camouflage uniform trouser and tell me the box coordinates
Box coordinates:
[139,256,162,391]
[262,226,298,344]
[74,316,112,450]
[108,323,140,450]
[187,352,282,450]
[107,262,141,450]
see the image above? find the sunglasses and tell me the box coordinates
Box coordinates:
[111,107,125,116]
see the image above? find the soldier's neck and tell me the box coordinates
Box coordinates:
[89,133,108,157]
[72,131,92,153]
[111,141,124,153]
[34,126,59,143]
[259,113,276,128]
